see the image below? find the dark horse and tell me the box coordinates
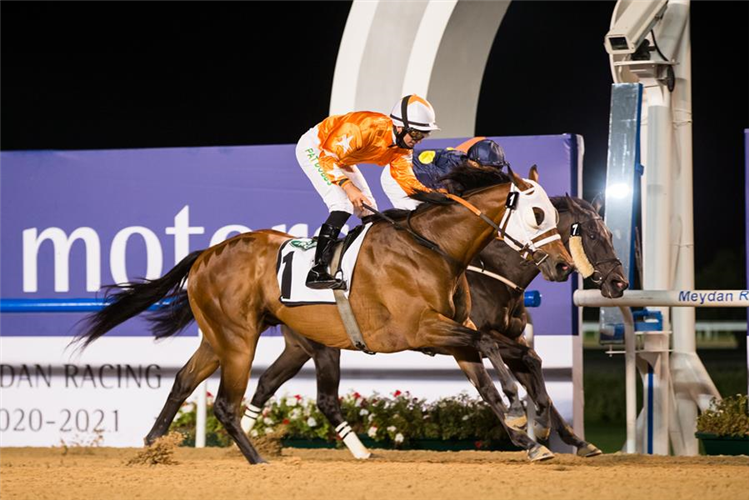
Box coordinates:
[240,194,626,459]
[76,166,574,464]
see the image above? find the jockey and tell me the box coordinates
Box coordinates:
[296,94,440,289]
[382,137,509,206]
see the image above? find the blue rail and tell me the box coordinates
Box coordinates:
[0,292,540,313]
[0,298,173,313]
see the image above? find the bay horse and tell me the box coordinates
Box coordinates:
[76,165,574,464]
[241,194,626,459]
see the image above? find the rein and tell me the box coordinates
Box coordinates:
[365,181,558,270]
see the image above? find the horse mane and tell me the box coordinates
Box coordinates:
[552,195,600,217]
[376,164,512,224]
[438,164,512,195]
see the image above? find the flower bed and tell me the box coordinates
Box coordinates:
[695,394,749,456]
[170,391,518,451]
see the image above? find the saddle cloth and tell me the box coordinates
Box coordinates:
[276,223,373,305]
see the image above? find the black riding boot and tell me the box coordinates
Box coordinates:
[306,223,342,289]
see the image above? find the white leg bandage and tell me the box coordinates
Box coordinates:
[336,421,371,459]
[241,403,262,433]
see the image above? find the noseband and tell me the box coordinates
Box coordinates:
[571,218,622,285]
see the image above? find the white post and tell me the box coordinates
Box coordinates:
[621,306,637,453]
[195,329,207,448]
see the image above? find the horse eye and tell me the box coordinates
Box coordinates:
[533,207,545,225]
[587,232,597,240]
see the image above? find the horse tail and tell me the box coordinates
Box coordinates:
[75,250,204,349]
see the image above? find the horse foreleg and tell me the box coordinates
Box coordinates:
[512,365,601,456]
[448,346,553,462]
[145,340,219,445]
[417,315,552,461]
[501,344,553,443]
[475,335,527,431]
[550,404,602,457]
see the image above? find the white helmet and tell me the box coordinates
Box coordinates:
[389,94,440,132]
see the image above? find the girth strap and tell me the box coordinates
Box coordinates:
[466,265,524,293]
[330,243,375,355]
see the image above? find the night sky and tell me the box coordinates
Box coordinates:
[2,1,747,281]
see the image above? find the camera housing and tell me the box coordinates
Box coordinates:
[605,0,668,56]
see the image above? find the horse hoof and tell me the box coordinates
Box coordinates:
[528,445,554,462]
[505,414,528,430]
[577,443,603,458]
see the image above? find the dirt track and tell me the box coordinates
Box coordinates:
[1,447,748,500]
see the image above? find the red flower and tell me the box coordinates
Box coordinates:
[282,418,290,425]
[475,441,483,449]
[206,391,214,399]
[294,394,302,400]
[353,392,362,399]
[393,390,402,397]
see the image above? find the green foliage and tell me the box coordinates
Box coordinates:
[696,394,749,437]
[169,391,510,448]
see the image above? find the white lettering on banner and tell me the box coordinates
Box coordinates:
[165,206,205,264]
[210,225,252,246]
[20,208,318,293]
[23,227,101,292]
[110,227,163,284]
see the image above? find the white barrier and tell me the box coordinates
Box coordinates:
[574,289,748,454]
[575,290,749,308]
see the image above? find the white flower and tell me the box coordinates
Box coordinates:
[395,433,404,443]
[263,417,273,426]
[286,397,298,407]
[290,408,302,420]
[368,414,375,422]
[462,414,470,421]
[387,425,396,433]
[367,426,378,438]
[355,399,363,407]
[307,417,317,427]
[359,409,369,416]
[264,428,274,435]
[250,430,258,438]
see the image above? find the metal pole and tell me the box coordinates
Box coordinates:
[195,329,207,448]
[621,306,637,453]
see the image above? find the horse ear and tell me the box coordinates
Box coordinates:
[592,193,605,214]
[564,193,575,211]
[528,164,539,182]
[509,166,531,190]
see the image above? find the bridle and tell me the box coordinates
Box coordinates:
[442,180,561,268]
[365,178,563,270]
[570,217,622,285]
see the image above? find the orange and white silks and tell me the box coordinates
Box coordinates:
[296,111,430,216]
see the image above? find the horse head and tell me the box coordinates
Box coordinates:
[500,166,574,282]
[556,195,628,298]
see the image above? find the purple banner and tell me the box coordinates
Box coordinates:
[1,135,580,337]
